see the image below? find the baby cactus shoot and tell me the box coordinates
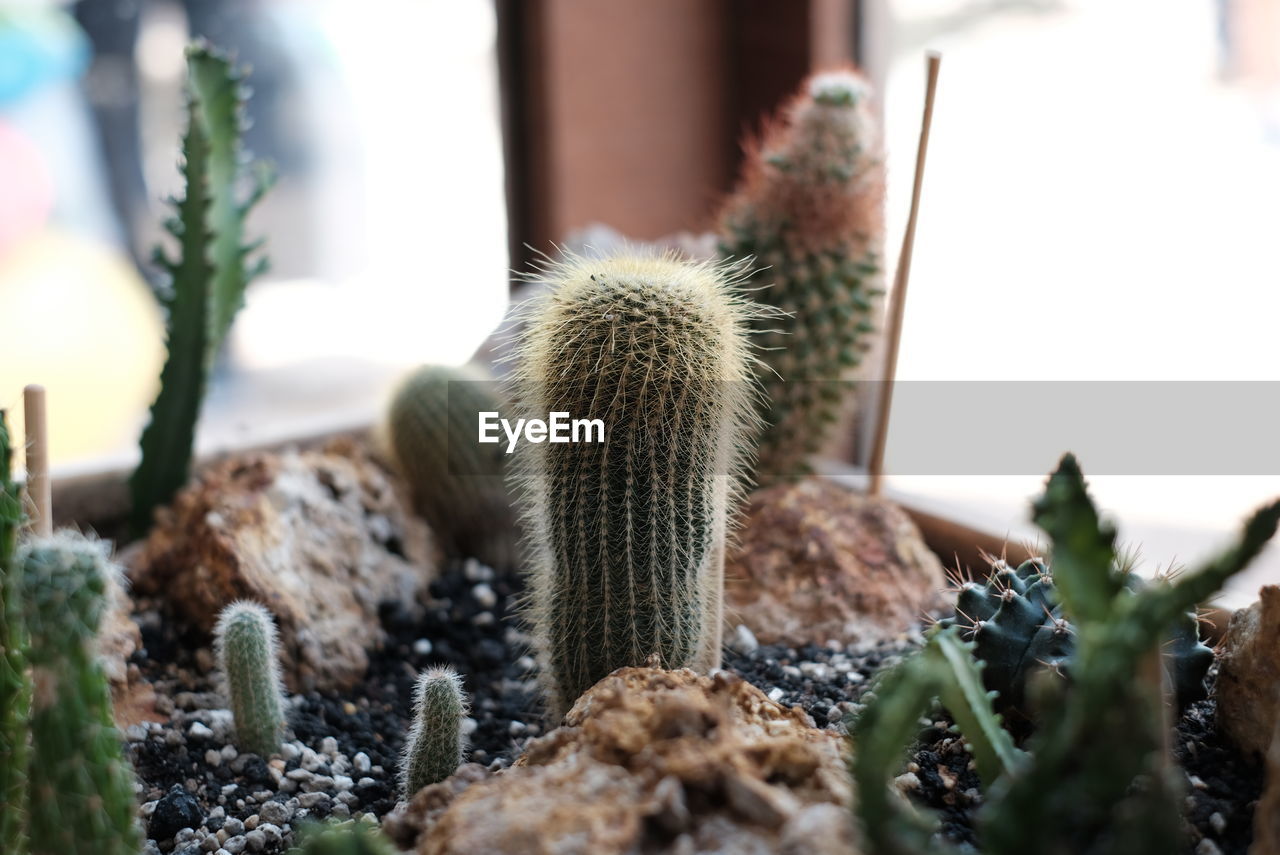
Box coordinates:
[400,667,468,796]
[214,601,287,758]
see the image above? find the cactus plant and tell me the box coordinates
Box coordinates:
[0,412,28,852]
[849,454,1280,855]
[214,601,286,757]
[512,252,762,715]
[18,532,142,855]
[939,555,1214,715]
[384,364,517,569]
[401,667,468,795]
[130,41,273,535]
[289,819,398,855]
[718,69,884,480]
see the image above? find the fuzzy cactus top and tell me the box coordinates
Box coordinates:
[718,69,885,479]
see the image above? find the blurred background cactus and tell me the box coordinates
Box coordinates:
[383,364,517,570]
[718,69,884,481]
[851,455,1280,855]
[214,601,286,758]
[0,413,28,853]
[129,42,273,535]
[513,253,761,715]
[18,532,141,855]
[401,666,468,796]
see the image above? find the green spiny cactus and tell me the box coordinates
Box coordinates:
[0,412,29,853]
[938,555,1214,715]
[512,252,763,715]
[130,41,273,535]
[718,69,884,480]
[851,626,1025,855]
[214,601,286,757]
[401,666,468,795]
[848,454,1280,855]
[289,819,398,855]
[18,532,141,855]
[385,364,518,570]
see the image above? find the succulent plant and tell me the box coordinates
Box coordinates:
[384,364,517,570]
[130,41,273,535]
[512,252,762,715]
[289,819,398,855]
[401,667,468,795]
[0,412,28,853]
[718,69,884,480]
[18,532,142,855]
[214,601,286,757]
[850,454,1280,855]
[939,555,1214,715]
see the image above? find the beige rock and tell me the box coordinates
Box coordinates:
[725,478,947,647]
[400,667,855,855]
[131,437,439,692]
[1254,719,1280,855]
[1217,586,1280,758]
[97,574,159,725]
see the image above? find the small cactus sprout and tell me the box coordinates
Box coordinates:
[512,252,763,715]
[0,412,28,853]
[214,601,286,757]
[401,667,468,796]
[290,819,399,854]
[384,364,518,569]
[19,532,142,855]
[718,69,885,480]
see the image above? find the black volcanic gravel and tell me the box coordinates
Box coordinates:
[127,562,1262,855]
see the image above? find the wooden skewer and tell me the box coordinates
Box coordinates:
[23,384,51,537]
[868,51,942,497]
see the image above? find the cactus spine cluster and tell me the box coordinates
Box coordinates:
[400,667,468,796]
[0,412,28,852]
[131,41,273,534]
[718,70,884,480]
[289,819,398,854]
[385,365,517,569]
[850,454,1280,855]
[18,533,142,855]
[513,252,762,715]
[214,601,286,757]
[940,555,1215,716]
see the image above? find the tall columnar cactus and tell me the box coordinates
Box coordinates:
[718,69,884,480]
[850,454,1280,855]
[385,364,518,570]
[939,556,1214,715]
[290,819,398,855]
[513,253,762,715]
[401,667,468,795]
[130,41,273,535]
[214,601,286,757]
[0,412,29,853]
[18,533,141,855]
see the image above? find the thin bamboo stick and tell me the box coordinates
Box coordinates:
[23,385,51,537]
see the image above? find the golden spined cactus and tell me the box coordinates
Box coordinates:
[718,69,885,481]
[511,252,763,716]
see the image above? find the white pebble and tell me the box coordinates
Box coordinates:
[320,736,339,757]
[220,745,238,762]
[462,717,479,736]
[205,749,223,767]
[188,722,214,740]
[412,638,432,656]
[472,583,497,610]
[730,624,759,654]
[767,687,785,703]
[352,752,371,774]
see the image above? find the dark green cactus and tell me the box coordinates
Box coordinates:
[512,253,762,715]
[939,556,1214,715]
[401,667,468,795]
[385,364,517,570]
[718,70,884,480]
[289,819,398,855]
[850,454,1280,855]
[130,41,273,535]
[0,412,29,853]
[19,533,142,855]
[214,601,286,757]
